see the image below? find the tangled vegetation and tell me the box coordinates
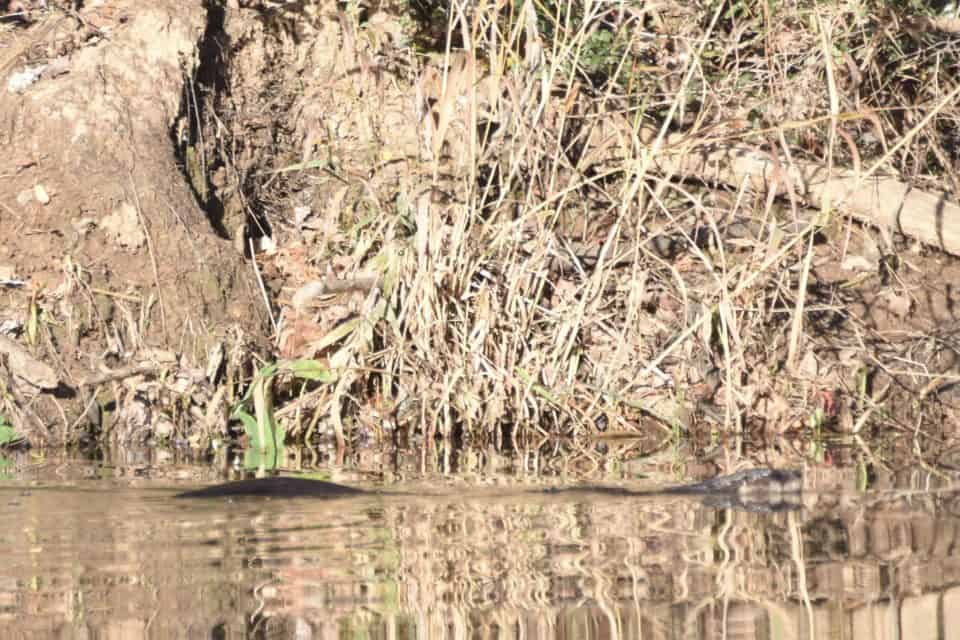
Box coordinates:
[228,0,960,452]
[2,1,959,458]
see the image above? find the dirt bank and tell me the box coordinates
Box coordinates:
[0,1,263,445]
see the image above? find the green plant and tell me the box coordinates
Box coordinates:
[232,359,337,451]
[0,416,19,447]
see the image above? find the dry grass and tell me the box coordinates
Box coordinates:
[215,0,960,451]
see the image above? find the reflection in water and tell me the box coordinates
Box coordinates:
[1,469,959,638]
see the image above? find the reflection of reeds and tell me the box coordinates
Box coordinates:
[7,464,960,636]
[246,487,960,637]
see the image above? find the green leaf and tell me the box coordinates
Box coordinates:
[233,362,280,409]
[0,423,19,446]
[236,407,286,451]
[242,445,286,472]
[233,408,258,433]
[283,359,337,382]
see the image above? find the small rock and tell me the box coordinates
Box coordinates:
[33,184,50,205]
[101,202,145,249]
[7,65,45,93]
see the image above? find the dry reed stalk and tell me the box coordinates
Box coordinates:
[278,0,960,443]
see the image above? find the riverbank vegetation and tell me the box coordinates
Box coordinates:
[250,0,959,451]
[1,0,958,460]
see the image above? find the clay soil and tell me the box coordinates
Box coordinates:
[0,1,266,446]
[1,1,959,461]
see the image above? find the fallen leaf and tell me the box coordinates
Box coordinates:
[0,335,59,390]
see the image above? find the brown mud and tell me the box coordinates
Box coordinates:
[0,1,265,446]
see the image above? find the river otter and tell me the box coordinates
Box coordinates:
[177,476,367,499]
[177,468,802,511]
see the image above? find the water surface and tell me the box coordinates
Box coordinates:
[1,459,957,639]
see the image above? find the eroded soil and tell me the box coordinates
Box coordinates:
[0,1,263,445]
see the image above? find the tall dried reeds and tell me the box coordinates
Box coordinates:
[266,0,960,447]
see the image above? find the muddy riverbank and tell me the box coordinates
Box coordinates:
[0,2,958,459]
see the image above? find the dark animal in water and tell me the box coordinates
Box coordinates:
[177,468,802,511]
[546,467,803,511]
[177,476,367,499]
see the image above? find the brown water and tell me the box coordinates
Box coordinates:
[1,457,958,639]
